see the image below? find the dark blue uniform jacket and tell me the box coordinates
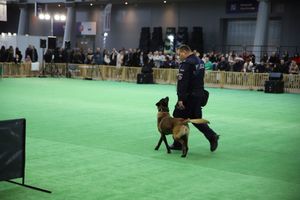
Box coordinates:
[177,54,205,101]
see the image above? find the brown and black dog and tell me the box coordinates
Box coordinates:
[155,97,209,157]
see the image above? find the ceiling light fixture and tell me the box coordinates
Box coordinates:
[38,13,45,20]
[44,13,51,20]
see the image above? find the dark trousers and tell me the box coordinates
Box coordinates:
[172,96,217,143]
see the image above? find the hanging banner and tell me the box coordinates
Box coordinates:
[103,4,112,32]
[53,22,66,36]
[226,0,258,14]
[0,0,7,21]
[34,2,44,17]
[76,22,97,35]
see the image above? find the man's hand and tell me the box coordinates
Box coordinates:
[177,101,185,110]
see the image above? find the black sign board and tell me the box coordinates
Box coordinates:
[0,119,26,181]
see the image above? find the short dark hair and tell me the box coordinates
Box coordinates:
[177,44,191,52]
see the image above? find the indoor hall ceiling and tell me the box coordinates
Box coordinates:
[7,0,202,4]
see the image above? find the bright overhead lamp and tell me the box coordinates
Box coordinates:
[54,14,60,21]
[38,13,45,20]
[44,13,51,20]
[60,15,66,21]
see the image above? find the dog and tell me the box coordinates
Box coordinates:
[155,97,209,157]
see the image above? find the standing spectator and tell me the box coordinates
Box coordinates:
[60,48,68,63]
[282,51,289,62]
[25,45,38,62]
[232,57,244,72]
[153,51,160,68]
[261,53,268,63]
[104,51,111,65]
[85,48,94,64]
[216,56,230,71]
[139,51,148,67]
[209,51,217,63]
[123,50,130,66]
[265,63,273,73]
[268,52,280,66]
[289,60,299,74]
[242,58,254,72]
[132,49,140,67]
[6,46,14,62]
[273,59,286,73]
[53,48,61,63]
[116,50,124,81]
[110,48,117,66]
[73,48,83,64]
[116,50,124,67]
[277,59,289,74]
[93,48,103,65]
[170,55,179,68]
[158,51,166,67]
[32,46,38,62]
[249,52,256,64]
[147,51,153,63]
[293,53,300,65]
[44,49,53,63]
[25,45,33,61]
[204,56,213,70]
[0,46,6,62]
[125,48,133,66]
[162,56,172,68]
[255,60,266,73]
[79,48,85,64]
[14,47,22,63]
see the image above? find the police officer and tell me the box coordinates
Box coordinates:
[170,45,219,152]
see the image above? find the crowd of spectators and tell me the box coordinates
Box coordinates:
[1,44,299,75]
[0,45,38,64]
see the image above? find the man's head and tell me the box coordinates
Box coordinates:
[177,45,192,61]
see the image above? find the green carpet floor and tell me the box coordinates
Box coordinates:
[0,78,299,200]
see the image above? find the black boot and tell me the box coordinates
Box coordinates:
[210,134,220,152]
[169,140,182,150]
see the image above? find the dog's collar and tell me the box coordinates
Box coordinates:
[158,111,169,114]
[158,108,169,112]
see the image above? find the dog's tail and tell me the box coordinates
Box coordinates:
[183,118,210,124]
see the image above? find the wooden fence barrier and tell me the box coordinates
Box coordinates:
[1,63,299,93]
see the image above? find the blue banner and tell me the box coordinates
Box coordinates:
[53,22,65,36]
[226,0,258,13]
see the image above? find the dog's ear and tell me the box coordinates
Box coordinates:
[165,96,169,102]
[155,102,160,106]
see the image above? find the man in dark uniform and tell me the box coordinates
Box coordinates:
[170,45,219,152]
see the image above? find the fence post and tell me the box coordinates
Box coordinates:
[220,71,225,88]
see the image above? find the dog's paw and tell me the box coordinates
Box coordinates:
[154,147,159,151]
[181,154,187,158]
[167,150,171,154]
